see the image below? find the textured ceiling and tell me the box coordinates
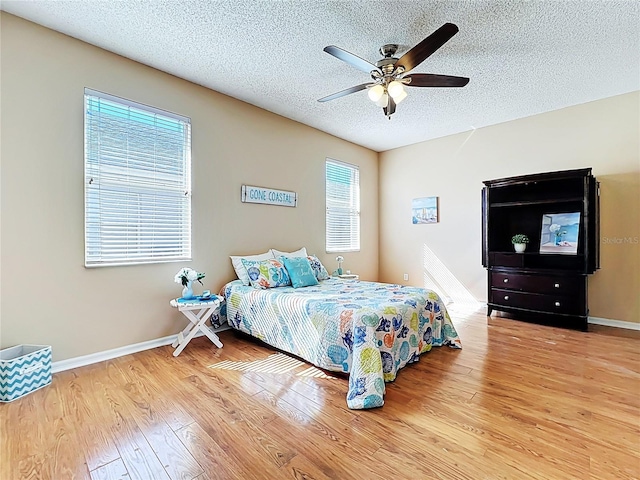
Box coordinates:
[3,1,639,152]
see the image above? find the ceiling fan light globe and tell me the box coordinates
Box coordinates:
[393,89,408,104]
[375,93,389,108]
[368,84,385,102]
[387,80,405,99]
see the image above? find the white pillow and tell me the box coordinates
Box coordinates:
[270,247,308,258]
[230,251,275,285]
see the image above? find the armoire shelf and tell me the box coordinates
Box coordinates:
[490,197,585,208]
[482,168,599,331]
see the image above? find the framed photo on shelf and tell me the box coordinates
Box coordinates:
[539,212,581,254]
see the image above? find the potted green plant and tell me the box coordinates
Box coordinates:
[511,234,529,253]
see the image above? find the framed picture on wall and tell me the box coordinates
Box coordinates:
[412,196,439,224]
[539,212,580,254]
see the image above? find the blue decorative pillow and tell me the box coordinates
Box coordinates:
[307,255,330,281]
[282,256,319,288]
[241,258,291,289]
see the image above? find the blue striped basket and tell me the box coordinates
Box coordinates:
[0,345,52,402]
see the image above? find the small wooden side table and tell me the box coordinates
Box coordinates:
[170,298,224,357]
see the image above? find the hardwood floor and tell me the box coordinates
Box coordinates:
[1,311,639,479]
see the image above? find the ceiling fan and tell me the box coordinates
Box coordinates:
[318,23,469,118]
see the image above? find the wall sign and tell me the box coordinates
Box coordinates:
[241,185,297,207]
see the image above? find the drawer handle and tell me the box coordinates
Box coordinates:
[504,295,509,301]
[503,278,509,283]
[554,283,560,288]
[555,301,561,307]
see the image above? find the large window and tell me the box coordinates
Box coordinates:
[84,89,192,266]
[326,159,360,252]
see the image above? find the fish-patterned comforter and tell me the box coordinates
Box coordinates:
[223,278,461,409]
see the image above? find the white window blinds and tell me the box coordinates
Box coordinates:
[326,159,360,253]
[84,89,192,267]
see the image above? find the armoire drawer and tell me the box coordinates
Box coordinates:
[491,288,584,316]
[491,271,582,295]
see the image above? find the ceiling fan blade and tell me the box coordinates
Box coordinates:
[396,23,459,72]
[405,73,470,87]
[323,46,380,74]
[318,83,373,102]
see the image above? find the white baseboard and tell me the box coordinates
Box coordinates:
[478,303,639,331]
[52,325,230,374]
[588,317,640,331]
[51,315,637,374]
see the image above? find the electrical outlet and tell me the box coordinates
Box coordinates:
[403,273,409,281]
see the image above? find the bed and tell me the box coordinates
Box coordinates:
[222,277,461,409]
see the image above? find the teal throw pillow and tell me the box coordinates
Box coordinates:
[283,256,319,288]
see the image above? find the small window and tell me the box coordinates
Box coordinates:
[84,89,192,266]
[326,159,360,253]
